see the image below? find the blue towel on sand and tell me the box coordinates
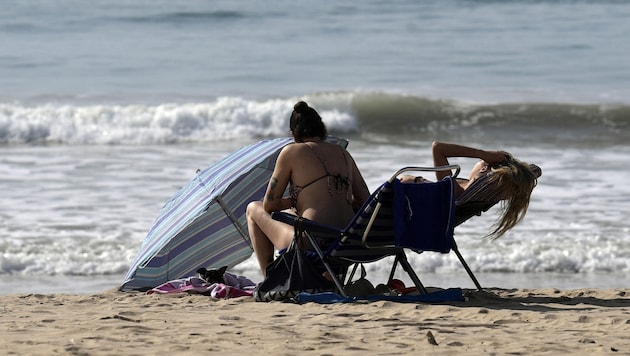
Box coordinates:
[294,288,465,304]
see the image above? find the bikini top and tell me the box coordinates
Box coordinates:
[289,143,351,208]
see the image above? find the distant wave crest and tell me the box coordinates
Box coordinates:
[122,10,249,24]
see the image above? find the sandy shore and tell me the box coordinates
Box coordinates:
[2,287,629,355]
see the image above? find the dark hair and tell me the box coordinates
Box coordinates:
[289,101,327,142]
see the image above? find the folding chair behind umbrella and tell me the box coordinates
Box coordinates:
[272,165,462,297]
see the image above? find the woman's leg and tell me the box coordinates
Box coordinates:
[246,201,294,275]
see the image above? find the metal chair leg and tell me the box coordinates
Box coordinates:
[452,240,482,291]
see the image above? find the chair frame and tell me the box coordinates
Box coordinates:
[272,165,488,298]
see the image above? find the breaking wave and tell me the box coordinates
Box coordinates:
[1,91,628,145]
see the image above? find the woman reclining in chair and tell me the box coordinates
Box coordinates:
[246,101,370,276]
[400,141,539,239]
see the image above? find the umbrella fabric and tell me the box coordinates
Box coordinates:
[121,137,292,291]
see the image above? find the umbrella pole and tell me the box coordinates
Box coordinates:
[216,196,253,249]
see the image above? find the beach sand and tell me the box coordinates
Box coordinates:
[2,287,629,355]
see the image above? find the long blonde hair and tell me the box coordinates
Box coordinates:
[484,152,538,239]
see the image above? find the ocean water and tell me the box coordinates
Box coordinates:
[1,0,629,295]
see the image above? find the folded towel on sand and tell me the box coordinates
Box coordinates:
[294,288,466,304]
[147,276,256,298]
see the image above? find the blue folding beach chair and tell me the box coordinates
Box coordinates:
[272,165,464,297]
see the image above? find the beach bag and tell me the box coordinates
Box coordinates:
[343,264,376,297]
[255,235,334,302]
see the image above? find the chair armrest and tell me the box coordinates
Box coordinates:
[388,165,461,183]
[271,212,342,235]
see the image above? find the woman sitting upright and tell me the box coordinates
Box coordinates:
[246,101,370,275]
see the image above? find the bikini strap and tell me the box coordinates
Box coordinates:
[304,143,334,196]
[305,143,331,176]
[305,143,352,198]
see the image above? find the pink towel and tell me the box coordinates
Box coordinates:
[147,276,255,298]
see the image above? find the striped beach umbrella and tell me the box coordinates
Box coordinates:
[120,137,293,291]
[121,137,348,291]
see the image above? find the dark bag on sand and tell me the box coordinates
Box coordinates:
[254,235,334,302]
[343,264,376,297]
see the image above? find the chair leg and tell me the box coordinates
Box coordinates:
[387,256,398,282]
[303,231,349,297]
[452,239,483,291]
[396,251,428,294]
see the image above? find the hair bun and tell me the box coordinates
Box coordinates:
[294,101,309,114]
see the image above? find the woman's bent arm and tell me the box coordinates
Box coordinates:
[263,147,292,213]
[432,141,507,180]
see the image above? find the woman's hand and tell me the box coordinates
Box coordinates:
[483,150,509,166]
[399,175,427,183]
[399,175,415,183]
